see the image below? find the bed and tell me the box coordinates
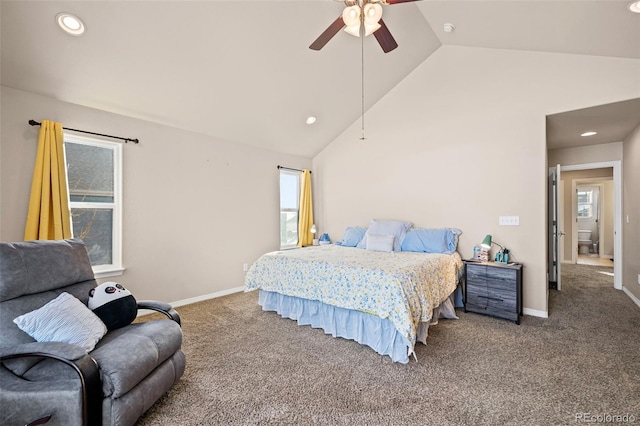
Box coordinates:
[244,225,464,363]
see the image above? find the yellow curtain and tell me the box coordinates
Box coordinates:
[24,120,72,241]
[297,169,314,247]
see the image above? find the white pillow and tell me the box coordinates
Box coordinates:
[357,219,412,252]
[366,234,395,252]
[13,292,107,352]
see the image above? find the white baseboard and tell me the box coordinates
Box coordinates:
[523,307,548,318]
[137,285,247,317]
[143,286,557,319]
[522,288,637,320]
[622,286,640,309]
[136,278,636,322]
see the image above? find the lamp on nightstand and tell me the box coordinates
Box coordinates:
[481,234,510,264]
[480,234,500,250]
[310,224,319,245]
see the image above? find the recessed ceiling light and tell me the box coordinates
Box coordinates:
[629,1,640,13]
[581,131,597,137]
[56,12,85,36]
[443,23,455,33]
[306,116,317,125]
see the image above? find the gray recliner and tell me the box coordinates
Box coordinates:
[0,239,186,426]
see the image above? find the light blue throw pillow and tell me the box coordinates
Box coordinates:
[336,226,367,247]
[401,228,462,254]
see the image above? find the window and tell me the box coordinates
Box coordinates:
[577,189,593,219]
[279,170,300,249]
[64,135,123,277]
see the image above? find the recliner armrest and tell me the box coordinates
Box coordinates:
[0,341,87,360]
[137,300,181,325]
[1,342,102,426]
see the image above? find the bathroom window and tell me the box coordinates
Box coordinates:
[577,189,593,219]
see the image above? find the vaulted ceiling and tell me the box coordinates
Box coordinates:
[2,1,639,157]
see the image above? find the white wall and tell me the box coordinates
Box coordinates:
[1,86,311,303]
[548,142,623,167]
[623,124,640,302]
[313,46,640,316]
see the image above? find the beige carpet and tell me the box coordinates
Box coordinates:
[137,263,639,425]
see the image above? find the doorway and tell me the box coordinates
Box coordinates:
[576,185,600,258]
[558,161,621,290]
[575,181,615,266]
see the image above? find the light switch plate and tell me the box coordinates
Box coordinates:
[499,216,520,226]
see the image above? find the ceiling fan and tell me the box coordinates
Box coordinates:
[309,0,420,53]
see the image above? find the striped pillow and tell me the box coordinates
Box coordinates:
[13,292,107,352]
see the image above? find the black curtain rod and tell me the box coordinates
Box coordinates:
[277,165,311,174]
[28,120,139,144]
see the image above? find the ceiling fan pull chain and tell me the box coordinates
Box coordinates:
[360,19,366,141]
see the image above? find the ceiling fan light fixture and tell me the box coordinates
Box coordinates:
[309,0,403,52]
[343,5,362,37]
[344,25,361,37]
[364,3,383,25]
[364,22,382,36]
[342,5,361,27]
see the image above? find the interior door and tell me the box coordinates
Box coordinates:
[548,164,563,290]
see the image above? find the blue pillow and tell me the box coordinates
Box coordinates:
[401,228,461,254]
[336,227,367,247]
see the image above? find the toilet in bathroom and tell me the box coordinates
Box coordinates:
[578,230,592,254]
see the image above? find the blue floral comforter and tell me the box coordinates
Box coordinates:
[245,245,463,347]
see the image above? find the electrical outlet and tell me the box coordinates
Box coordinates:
[243,263,248,272]
[499,216,520,226]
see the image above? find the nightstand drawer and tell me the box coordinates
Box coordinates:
[467,292,516,308]
[466,265,488,284]
[486,268,517,291]
[467,300,519,321]
[466,284,488,299]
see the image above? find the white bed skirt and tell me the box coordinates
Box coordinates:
[258,289,458,364]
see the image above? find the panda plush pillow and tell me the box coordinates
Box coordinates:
[88,282,137,330]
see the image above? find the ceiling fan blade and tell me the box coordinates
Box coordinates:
[373,19,398,53]
[385,0,422,4]
[309,16,346,51]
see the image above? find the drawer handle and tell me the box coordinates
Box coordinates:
[478,295,503,302]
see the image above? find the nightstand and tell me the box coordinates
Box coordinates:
[463,260,523,324]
